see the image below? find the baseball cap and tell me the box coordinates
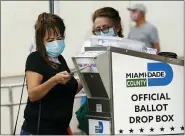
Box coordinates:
[127,4,147,13]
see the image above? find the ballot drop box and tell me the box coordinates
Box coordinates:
[72,46,184,135]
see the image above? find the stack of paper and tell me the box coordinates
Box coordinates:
[89,36,157,55]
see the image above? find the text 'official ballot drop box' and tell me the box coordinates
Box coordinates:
[72,45,184,135]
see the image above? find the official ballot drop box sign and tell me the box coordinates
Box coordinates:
[112,52,184,135]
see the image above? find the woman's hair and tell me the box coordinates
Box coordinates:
[34,12,65,69]
[92,7,124,38]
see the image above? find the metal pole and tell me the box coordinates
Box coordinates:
[49,0,54,14]
[9,87,14,134]
[54,1,60,15]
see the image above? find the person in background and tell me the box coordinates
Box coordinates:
[21,12,82,135]
[127,3,160,54]
[81,7,124,52]
[92,7,124,37]
[80,6,124,104]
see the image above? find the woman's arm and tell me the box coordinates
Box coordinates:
[152,42,160,54]
[26,71,56,102]
[27,71,71,102]
[76,81,83,94]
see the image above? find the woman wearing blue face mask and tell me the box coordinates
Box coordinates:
[81,7,124,52]
[21,12,82,135]
[92,7,124,37]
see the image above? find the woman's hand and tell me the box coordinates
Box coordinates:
[54,71,71,84]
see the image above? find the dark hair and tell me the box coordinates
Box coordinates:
[92,7,124,38]
[34,12,65,69]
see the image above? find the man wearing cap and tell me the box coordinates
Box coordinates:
[127,4,160,54]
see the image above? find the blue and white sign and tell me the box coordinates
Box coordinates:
[88,119,111,135]
[126,62,174,87]
[112,53,184,135]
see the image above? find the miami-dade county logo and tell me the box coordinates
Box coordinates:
[126,62,173,87]
[95,121,103,133]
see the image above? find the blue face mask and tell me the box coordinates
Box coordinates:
[100,27,116,37]
[45,40,65,57]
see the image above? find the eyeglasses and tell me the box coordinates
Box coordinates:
[93,26,114,35]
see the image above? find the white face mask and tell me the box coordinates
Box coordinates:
[130,13,138,21]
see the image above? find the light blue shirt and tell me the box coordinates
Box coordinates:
[128,22,159,48]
